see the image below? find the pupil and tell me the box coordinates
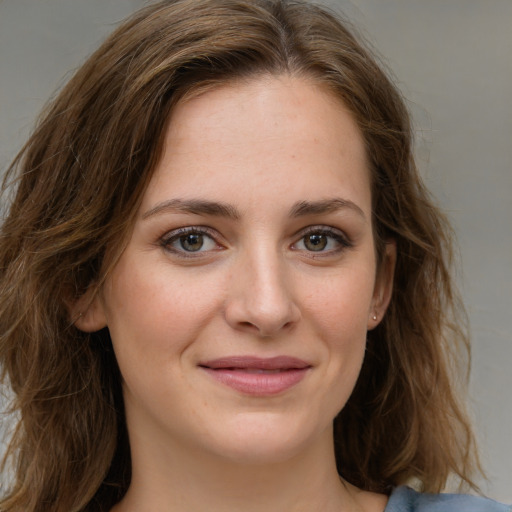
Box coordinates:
[181,233,203,251]
[305,234,327,251]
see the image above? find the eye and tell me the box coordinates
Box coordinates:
[293,227,351,254]
[302,233,329,251]
[160,227,220,255]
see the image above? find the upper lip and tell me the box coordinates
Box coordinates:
[199,356,311,370]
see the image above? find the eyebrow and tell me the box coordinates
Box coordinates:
[142,198,240,220]
[290,198,366,220]
[142,197,365,221]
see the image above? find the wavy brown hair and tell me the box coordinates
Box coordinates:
[0,0,482,510]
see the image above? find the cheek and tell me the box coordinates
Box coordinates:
[303,266,375,341]
[301,264,375,403]
[102,256,225,362]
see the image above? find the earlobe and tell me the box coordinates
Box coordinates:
[68,286,108,333]
[368,240,396,329]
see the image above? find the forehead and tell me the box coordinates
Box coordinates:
[142,75,371,215]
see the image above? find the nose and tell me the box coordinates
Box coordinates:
[224,247,301,337]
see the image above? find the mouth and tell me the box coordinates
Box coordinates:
[198,356,312,396]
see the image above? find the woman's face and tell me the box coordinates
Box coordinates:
[79,75,394,466]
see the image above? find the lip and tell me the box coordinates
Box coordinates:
[198,356,312,396]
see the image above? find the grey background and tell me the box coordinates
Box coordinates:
[1,0,511,502]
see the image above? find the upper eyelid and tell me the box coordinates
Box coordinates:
[161,225,219,240]
[294,224,350,240]
[298,225,343,234]
[159,226,222,248]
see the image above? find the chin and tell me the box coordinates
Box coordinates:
[200,412,328,465]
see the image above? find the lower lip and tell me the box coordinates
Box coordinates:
[201,367,309,395]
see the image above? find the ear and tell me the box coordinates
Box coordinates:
[368,240,396,330]
[68,285,108,333]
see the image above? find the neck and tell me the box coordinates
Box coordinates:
[111,426,379,512]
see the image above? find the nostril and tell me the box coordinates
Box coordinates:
[238,321,262,333]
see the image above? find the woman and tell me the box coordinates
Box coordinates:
[0,1,509,511]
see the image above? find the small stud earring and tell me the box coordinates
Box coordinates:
[372,314,377,321]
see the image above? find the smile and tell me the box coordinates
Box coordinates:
[198,356,312,396]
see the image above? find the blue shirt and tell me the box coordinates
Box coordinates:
[385,486,511,512]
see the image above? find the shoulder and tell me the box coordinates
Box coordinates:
[385,486,511,512]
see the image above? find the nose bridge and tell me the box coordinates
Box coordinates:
[225,239,300,336]
[249,243,288,307]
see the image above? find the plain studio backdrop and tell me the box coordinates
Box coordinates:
[0,0,511,502]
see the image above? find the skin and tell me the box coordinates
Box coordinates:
[76,75,395,512]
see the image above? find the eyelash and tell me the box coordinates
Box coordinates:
[159,226,222,258]
[293,226,353,256]
[158,225,352,259]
